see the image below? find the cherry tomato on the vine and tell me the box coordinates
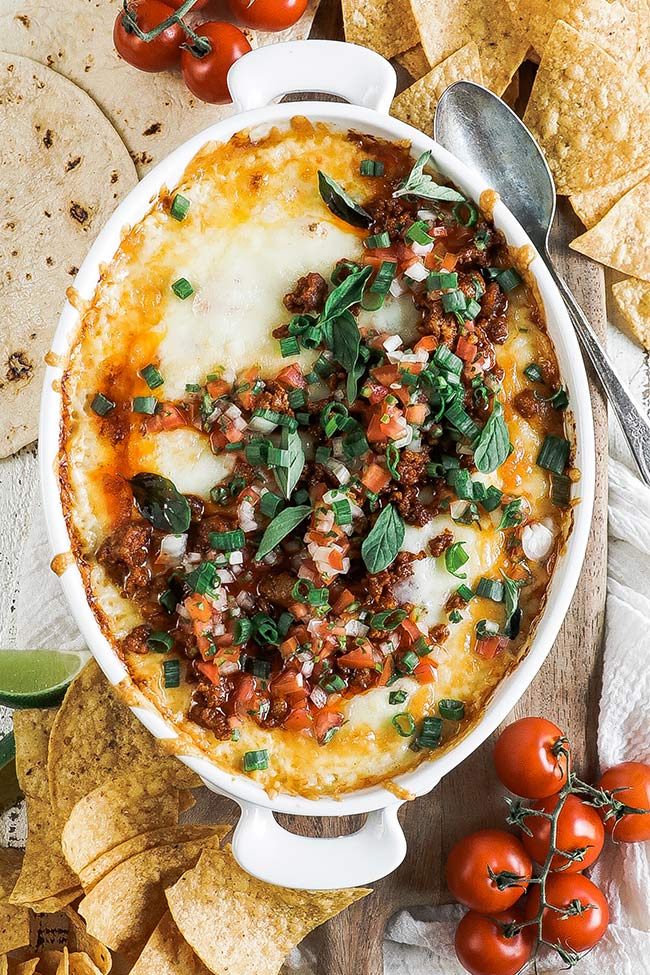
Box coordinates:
[525,873,609,953]
[494,717,569,798]
[181,22,252,104]
[455,907,535,975]
[597,762,650,842]
[165,0,209,7]
[446,829,532,913]
[521,793,605,872]
[227,0,308,30]
[113,0,184,72]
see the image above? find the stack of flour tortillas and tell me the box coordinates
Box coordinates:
[0,0,319,457]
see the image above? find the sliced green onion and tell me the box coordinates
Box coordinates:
[163,658,180,688]
[315,445,332,464]
[233,618,252,645]
[364,231,391,249]
[288,314,315,335]
[481,486,503,512]
[292,579,313,603]
[405,221,433,245]
[476,618,500,639]
[523,363,543,383]
[537,435,570,474]
[170,194,190,221]
[432,345,463,375]
[445,400,480,440]
[252,613,280,645]
[389,689,408,705]
[332,498,352,525]
[242,655,272,680]
[448,609,463,624]
[260,492,285,518]
[147,631,173,653]
[452,200,478,227]
[442,290,467,314]
[438,698,465,720]
[288,388,306,409]
[476,577,504,602]
[474,228,490,250]
[185,562,219,597]
[360,159,384,176]
[308,587,329,607]
[392,712,416,737]
[243,749,269,772]
[464,298,481,320]
[171,277,194,300]
[314,353,335,377]
[495,268,522,292]
[91,392,115,416]
[546,386,569,410]
[277,612,294,636]
[551,472,571,507]
[399,650,419,674]
[445,541,469,578]
[369,609,407,631]
[457,584,474,602]
[279,336,300,358]
[427,270,458,291]
[413,636,430,657]
[159,589,177,614]
[416,715,443,748]
[185,382,201,393]
[209,529,244,551]
[132,396,157,415]
[370,260,397,295]
[321,674,346,693]
[386,443,401,479]
[140,363,164,389]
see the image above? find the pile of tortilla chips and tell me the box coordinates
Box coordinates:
[344,0,650,350]
[1,661,370,974]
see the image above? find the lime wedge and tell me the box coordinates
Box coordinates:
[0,649,89,709]
[0,732,20,812]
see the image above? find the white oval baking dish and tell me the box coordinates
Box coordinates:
[39,40,595,891]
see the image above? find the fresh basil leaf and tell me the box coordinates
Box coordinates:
[128,472,191,533]
[393,150,465,203]
[322,265,373,323]
[444,541,469,579]
[318,171,372,228]
[501,571,522,639]
[473,400,511,473]
[273,427,305,500]
[255,505,312,561]
[332,309,361,373]
[362,504,405,574]
[498,498,524,531]
[347,357,365,404]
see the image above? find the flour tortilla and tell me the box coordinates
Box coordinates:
[392,44,484,135]
[0,0,319,176]
[569,180,650,281]
[0,52,136,457]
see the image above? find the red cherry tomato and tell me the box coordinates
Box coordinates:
[113,0,184,72]
[494,717,569,798]
[165,0,209,7]
[181,22,252,104]
[525,873,609,953]
[227,0,308,30]
[521,793,605,872]
[455,907,535,975]
[446,829,532,913]
[597,762,650,842]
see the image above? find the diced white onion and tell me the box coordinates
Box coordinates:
[450,500,470,521]
[417,209,437,221]
[383,334,403,353]
[326,458,351,484]
[404,261,429,282]
[236,591,255,610]
[310,685,328,709]
[159,534,187,560]
[522,522,555,561]
[345,619,369,637]
[392,425,413,449]
[220,660,240,676]
[389,276,407,297]
[228,551,244,565]
[412,240,434,257]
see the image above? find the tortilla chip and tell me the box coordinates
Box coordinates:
[48,661,199,827]
[505,0,641,64]
[79,833,223,963]
[523,21,650,194]
[392,44,484,135]
[64,909,111,975]
[78,824,226,893]
[12,961,40,975]
[166,846,371,975]
[0,848,31,953]
[129,912,211,975]
[570,164,650,228]
[611,278,650,349]
[10,711,80,910]
[34,953,64,975]
[67,955,103,975]
[409,0,529,95]
[0,53,137,457]
[396,44,430,81]
[341,0,417,59]
[502,71,520,109]
[62,771,187,876]
[569,181,650,281]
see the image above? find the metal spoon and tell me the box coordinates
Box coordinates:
[434,80,650,484]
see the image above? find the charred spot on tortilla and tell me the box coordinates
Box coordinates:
[66,156,82,172]
[42,128,54,148]
[70,202,89,225]
[143,123,162,136]
[6,351,32,382]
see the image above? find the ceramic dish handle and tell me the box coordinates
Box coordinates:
[230,799,406,889]
[228,40,397,114]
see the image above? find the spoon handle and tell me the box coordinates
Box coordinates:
[545,259,650,486]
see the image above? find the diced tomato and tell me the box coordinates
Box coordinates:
[196,661,220,684]
[361,463,391,494]
[371,364,400,385]
[440,251,459,271]
[328,549,345,572]
[232,672,256,703]
[364,381,390,405]
[337,647,376,669]
[405,403,428,424]
[236,366,260,410]
[331,588,356,615]
[206,378,230,399]
[185,593,212,623]
[367,404,406,443]
[279,636,299,658]
[283,707,313,731]
[314,710,344,744]
[146,402,187,433]
[475,635,508,659]
[376,654,395,686]
[414,659,438,683]
[276,363,307,389]
[400,618,424,644]
[414,335,438,353]
[270,669,304,697]
[456,335,478,363]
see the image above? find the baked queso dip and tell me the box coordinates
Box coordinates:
[60,119,573,799]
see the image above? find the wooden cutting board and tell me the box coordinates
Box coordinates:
[203,5,608,971]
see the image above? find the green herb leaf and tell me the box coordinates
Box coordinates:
[498,498,524,530]
[322,265,373,324]
[393,150,465,203]
[318,171,372,228]
[273,427,305,500]
[331,309,361,375]
[361,503,405,574]
[501,571,522,639]
[474,400,510,473]
[445,541,469,578]
[128,472,191,533]
[255,505,312,561]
